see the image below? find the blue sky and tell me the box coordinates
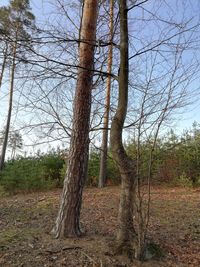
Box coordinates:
[0,0,200,156]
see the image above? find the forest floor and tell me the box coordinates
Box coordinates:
[0,186,200,267]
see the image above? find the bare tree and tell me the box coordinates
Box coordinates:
[110,0,137,254]
[109,0,200,260]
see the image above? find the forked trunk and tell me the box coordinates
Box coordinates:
[52,0,98,238]
[110,0,137,253]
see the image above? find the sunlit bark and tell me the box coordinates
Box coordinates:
[52,0,98,238]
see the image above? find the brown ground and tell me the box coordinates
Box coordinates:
[0,186,199,267]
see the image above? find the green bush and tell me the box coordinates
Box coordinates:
[59,163,67,186]
[106,153,120,185]
[0,185,7,197]
[87,152,100,186]
[193,176,200,187]
[59,152,120,187]
[58,152,100,187]
[173,172,193,188]
[0,152,65,194]
[0,149,121,194]
[41,153,65,187]
[87,151,120,186]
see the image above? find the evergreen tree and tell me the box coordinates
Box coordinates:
[0,0,35,170]
[53,0,98,238]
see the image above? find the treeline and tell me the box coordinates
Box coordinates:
[0,148,119,194]
[0,123,200,195]
[126,124,200,187]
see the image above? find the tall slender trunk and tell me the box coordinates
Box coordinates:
[0,42,16,171]
[52,0,98,238]
[98,0,114,188]
[11,143,16,159]
[110,0,137,252]
[0,43,8,89]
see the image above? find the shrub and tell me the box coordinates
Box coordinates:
[193,176,200,187]
[0,153,65,194]
[0,149,121,194]
[40,153,65,187]
[0,185,7,197]
[106,154,120,185]
[59,151,120,187]
[59,163,67,186]
[87,152,100,186]
[58,152,101,187]
[173,172,193,188]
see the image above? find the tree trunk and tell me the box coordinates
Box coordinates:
[52,0,98,238]
[98,0,114,188]
[0,42,16,171]
[0,43,8,89]
[110,0,137,253]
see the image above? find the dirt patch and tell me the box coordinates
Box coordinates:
[0,186,199,266]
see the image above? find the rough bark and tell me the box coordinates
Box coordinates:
[110,0,137,253]
[0,42,16,171]
[98,0,114,188]
[52,0,98,238]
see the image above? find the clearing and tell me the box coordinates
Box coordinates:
[0,186,200,267]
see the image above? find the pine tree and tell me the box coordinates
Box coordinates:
[53,0,98,238]
[0,0,35,171]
